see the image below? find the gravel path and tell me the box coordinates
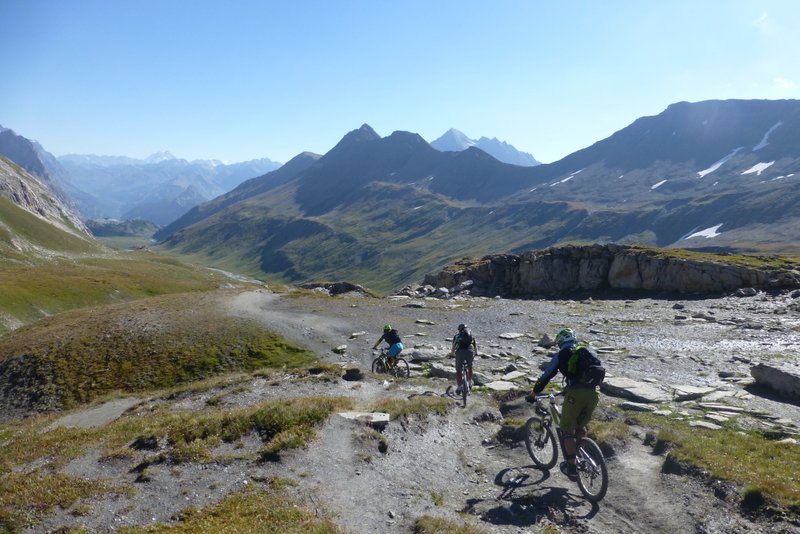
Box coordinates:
[32,287,800,533]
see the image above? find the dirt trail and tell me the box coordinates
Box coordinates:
[27,288,800,533]
[227,289,799,533]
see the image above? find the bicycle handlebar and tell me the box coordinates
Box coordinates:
[533,390,565,401]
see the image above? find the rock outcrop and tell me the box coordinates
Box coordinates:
[422,244,800,297]
[751,363,800,403]
[0,156,89,236]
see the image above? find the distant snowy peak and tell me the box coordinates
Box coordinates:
[430,128,476,151]
[145,150,176,163]
[430,128,539,166]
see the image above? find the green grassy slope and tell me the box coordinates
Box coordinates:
[0,252,238,336]
[0,196,101,260]
[0,290,317,413]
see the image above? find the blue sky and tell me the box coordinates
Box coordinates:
[2,1,799,165]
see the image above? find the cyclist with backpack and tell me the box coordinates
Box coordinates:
[527,327,604,479]
[449,323,477,395]
[373,324,404,368]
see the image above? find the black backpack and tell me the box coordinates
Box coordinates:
[567,346,605,387]
[456,330,474,349]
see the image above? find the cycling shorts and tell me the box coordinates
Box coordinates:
[560,387,599,433]
[387,342,404,357]
[454,348,474,370]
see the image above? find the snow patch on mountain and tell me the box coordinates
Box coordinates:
[683,224,723,240]
[742,161,775,176]
[651,180,667,190]
[753,121,783,151]
[697,147,743,178]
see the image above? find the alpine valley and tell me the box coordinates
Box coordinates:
[2,99,800,293]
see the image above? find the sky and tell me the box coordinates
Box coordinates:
[2,1,800,165]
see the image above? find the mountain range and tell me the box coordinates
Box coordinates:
[57,152,282,224]
[3,99,800,293]
[153,99,800,292]
[0,126,282,226]
[430,128,540,166]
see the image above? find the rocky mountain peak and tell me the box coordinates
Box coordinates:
[431,128,539,166]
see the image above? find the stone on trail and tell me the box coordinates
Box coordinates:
[501,370,528,381]
[499,332,525,340]
[672,384,717,401]
[339,412,390,427]
[332,344,348,354]
[485,381,518,392]
[409,349,443,362]
[620,401,657,412]
[601,376,671,403]
[538,334,555,348]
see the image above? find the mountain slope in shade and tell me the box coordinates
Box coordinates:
[430,128,540,166]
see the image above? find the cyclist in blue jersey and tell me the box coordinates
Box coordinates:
[373,324,404,368]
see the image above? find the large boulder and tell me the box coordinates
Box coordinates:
[750,363,800,402]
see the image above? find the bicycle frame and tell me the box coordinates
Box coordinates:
[528,390,608,502]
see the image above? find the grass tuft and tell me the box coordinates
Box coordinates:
[370,395,449,420]
[412,515,488,534]
[116,484,342,533]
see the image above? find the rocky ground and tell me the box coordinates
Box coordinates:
[26,287,800,533]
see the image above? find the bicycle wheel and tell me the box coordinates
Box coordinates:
[524,416,558,469]
[371,357,386,374]
[461,379,468,407]
[576,437,608,502]
[392,358,410,378]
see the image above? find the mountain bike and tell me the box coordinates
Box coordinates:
[524,391,608,502]
[371,348,409,378]
[445,356,471,407]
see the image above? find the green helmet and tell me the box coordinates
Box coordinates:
[555,328,576,348]
[383,324,392,332]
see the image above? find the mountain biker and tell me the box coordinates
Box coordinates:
[373,324,403,368]
[527,327,600,480]
[449,323,477,395]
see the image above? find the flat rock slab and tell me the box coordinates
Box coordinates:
[46,397,144,430]
[410,350,444,362]
[499,332,526,340]
[620,401,657,412]
[689,420,722,430]
[338,412,390,426]
[672,385,717,401]
[696,403,744,413]
[501,371,528,381]
[601,376,671,403]
[485,381,518,391]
